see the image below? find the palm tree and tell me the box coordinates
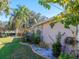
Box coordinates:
[9,5,48,36]
[9,5,31,36]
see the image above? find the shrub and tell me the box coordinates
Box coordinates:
[52,42,61,58]
[33,36,40,44]
[32,32,41,44]
[52,32,64,58]
[59,53,76,59]
[21,32,32,43]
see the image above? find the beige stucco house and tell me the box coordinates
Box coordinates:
[30,17,77,48]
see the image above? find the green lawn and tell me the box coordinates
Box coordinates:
[0,37,45,59]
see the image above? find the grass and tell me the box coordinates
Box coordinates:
[0,37,45,59]
[0,37,13,49]
[0,37,20,48]
[0,43,20,59]
[0,37,21,59]
[0,37,13,43]
[9,45,45,59]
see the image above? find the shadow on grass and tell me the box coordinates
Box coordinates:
[0,37,45,59]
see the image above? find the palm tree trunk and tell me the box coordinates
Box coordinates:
[16,28,19,36]
[34,19,38,24]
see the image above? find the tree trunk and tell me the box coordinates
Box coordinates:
[16,28,19,36]
[77,25,79,50]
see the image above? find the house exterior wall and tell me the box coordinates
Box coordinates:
[41,22,76,47]
[41,23,54,47]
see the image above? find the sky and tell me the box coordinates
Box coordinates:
[0,0,64,21]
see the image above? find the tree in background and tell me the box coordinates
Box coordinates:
[27,11,48,27]
[0,0,10,15]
